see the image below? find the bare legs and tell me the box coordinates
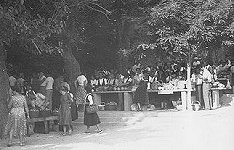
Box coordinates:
[85,125,102,133]
[19,132,25,146]
[63,126,67,135]
[85,126,91,133]
[7,130,13,146]
[137,103,142,111]
[7,130,25,147]
[95,125,102,133]
[63,125,72,135]
[68,125,72,135]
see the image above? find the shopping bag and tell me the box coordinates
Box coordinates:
[86,105,98,114]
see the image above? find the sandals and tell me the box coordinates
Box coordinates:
[68,130,72,135]
[84,130,91,134]
[62,133,67,136]
[20,143,25,146]
[97,130,103,133]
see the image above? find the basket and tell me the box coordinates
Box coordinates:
[105,104,117,111]
[29,110,40,118]
[151,82,158,90]
[178,81,187,89]
[192,101,201,111]
[86,105,98,114]
[98,105,105,111]
[52,110,59,116]
[40,110,51,117]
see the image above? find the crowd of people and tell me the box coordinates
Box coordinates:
[88,62,187,91]
[5,72,102,147]
[191,59,234,110]
[4,58,234,147]
[88,59,234,110]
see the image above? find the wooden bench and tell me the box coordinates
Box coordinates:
[27,116,59,134]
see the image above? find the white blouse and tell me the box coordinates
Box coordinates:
[86,94,93,105]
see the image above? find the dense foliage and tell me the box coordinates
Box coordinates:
[129,0,234,65]
[1,0,233,71]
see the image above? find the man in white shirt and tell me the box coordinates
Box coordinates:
[202,66,213,110]
[41,73,54,110]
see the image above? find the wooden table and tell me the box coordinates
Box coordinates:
[27,116,59,134]
[93,89,194,111]
[217,78,228,86]
[93,90,133,111]
[148,89,195,111]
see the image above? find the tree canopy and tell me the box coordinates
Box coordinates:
[127,0,234,66]
[1,0,233,72]
[0,0,163,73]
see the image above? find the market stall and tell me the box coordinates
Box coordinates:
[26,91,59,134]
[210,80,231,109]
[27,116,58,134]
[148,88,195,111]
[93,88,195,111]
[93,90,133,111]
[210,88,224,109]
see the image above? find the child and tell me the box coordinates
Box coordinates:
[84,86,102,133]
[25,85,37,109]
[59,86,73,135]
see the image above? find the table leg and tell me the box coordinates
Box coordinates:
[32,122,35,132]
[93,93,101,105]
[117,93,123,111]
[44,120,49,134]
[219,90,224,106]
[49,120,53,131]
[123,92,133,111]
[181,91,187,111]
[211,90,219,109]
[27,122,35,137]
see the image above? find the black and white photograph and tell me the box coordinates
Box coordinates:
[0,0,234,150]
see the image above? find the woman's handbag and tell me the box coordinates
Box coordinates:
[86,104,98,114]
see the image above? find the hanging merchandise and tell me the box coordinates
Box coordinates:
[226,79,231,89]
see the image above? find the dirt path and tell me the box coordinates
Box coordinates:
[1,106,234,150]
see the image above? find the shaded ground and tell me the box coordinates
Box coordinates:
[1,106,234,150]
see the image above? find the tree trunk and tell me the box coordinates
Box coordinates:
[0,43,10,138]
[62,46,81,94]
[116,17,131,73]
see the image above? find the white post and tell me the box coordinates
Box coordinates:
[123,92,133,111]
[181,91,187,111]
[187,63,192,110]
[186,47,192,111]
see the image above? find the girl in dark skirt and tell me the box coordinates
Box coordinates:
[84,86,102,133]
